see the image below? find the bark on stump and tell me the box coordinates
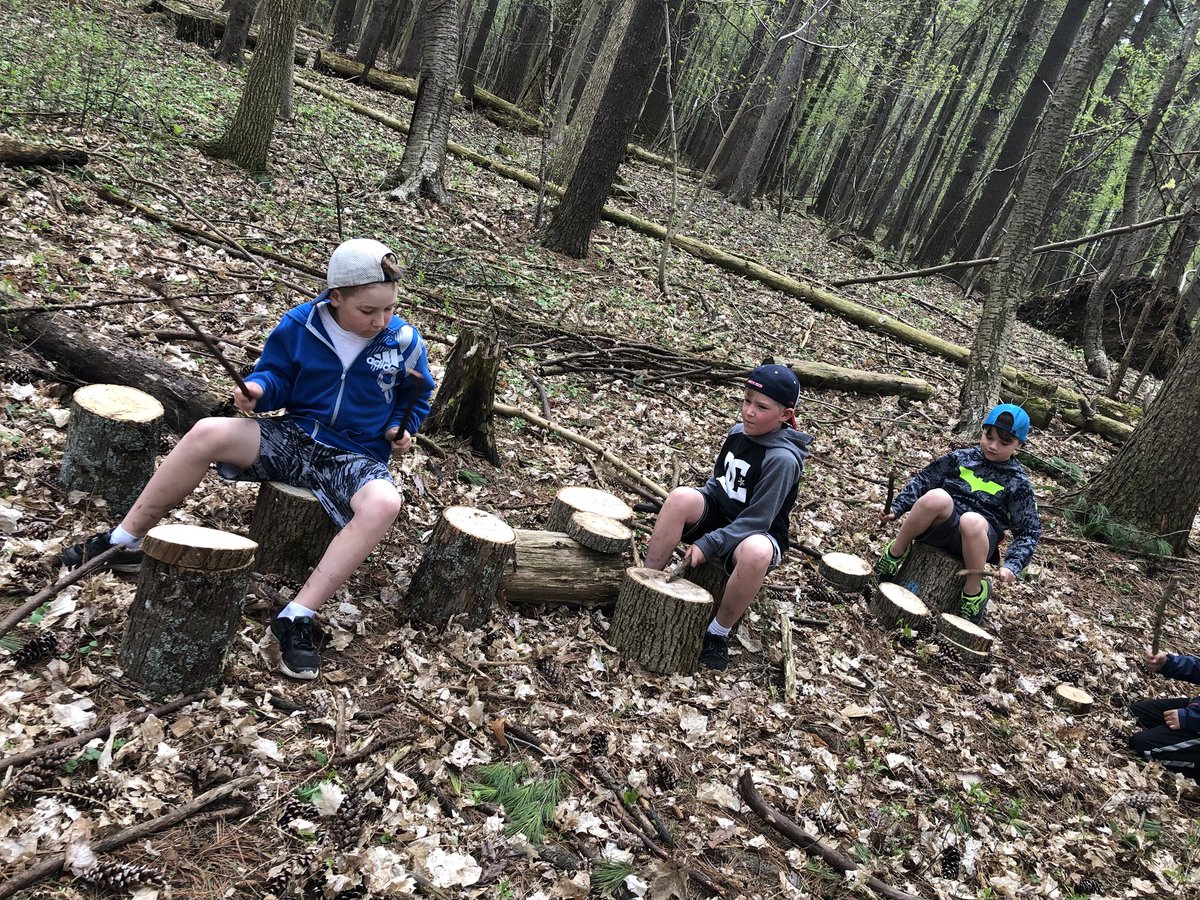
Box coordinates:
[407,506,516,629]
[566,511,632,555]
[685,559,730,605]
[60,384,164,516]
[248,481,339,582]
[936,613,994,652]
[120,524,257,696]
[818,552,873,591]
[610,567,713,675]
[423,327,502,465]
[895,542,964,613]
[1054,684,1094,713]
[501,529,626,607]
[545,486,633,532]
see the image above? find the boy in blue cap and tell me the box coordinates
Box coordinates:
[875,403,1041,623]
[61,238,435,681]
[645,364,812,670]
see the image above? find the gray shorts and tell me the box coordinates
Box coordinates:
[217,418,394,528]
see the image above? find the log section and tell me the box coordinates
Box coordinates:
[610,567,713,674]
[545,486,633,532]
[501,529,626,607]
[895,542,964,613]
[818,552,872,591]
[249,482,339,583]
[566,511,632,555]
[870,582,930,631]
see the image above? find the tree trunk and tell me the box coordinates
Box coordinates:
[212,0,260,65]
[501,528,626,607]
[384,0,460,202]
[491,0,548,102]
[356,0,401,75]
[542,0,666,256]
[249,482,339,583]
[397,0,427,76]
[957,0,1142,429]
[424,327,502,464]
[917,0,1046,265]
[610,567,712,674]
[207,0,301,172]
[634,0,697,146]
[952,0,1092,262]
[548,0,609,142]
[460,0,501,103]
[327,0,358,51]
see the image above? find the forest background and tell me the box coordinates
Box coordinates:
[2,0,1200,897]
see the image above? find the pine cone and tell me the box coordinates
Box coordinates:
[334,889,366,900]
[939,845,961,879]
[25,520,52,540]
[4,745,76,798]
[0,364,29,381]
[1078,877,1101,895]
[11,633,58,667]
[536,657,565,687]
[77,860,166,889]
[800,807,835,833]
[330,791,366,850]
[8,445,33,463]
[589,732,608,756]
[58,777,119,809]
[278,795,315,830]
[652,758,677,790]
[1129,791,1154,813]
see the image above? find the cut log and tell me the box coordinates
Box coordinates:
[566,511,632,555]
[407,506,516,629]
[0,138,88,169]
[501,529,626,607]
[818,552,872,591]
[1054,684,1094,713]
[936,634,990,667]
[870,582,930,631]
[424,327,501,464]
[248,482,339,583]
[786,362,931,400]
[610,567,713,675]
[59,384,163,516]
[937,613,994,653]
[545,486,633,532]
[894,542,964,613]
[120,524,257,695]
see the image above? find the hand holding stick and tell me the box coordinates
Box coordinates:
[1150,576,1180,656]
[387,371,428,452]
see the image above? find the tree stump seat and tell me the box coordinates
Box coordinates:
[249,481,339,583]
[610,567,713,674]
[895,542,965,613]
[566,510,632,555]
[545,486,633,532]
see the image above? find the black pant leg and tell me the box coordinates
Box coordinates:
[1129,698,1200,776]
[1130,697,1190,730]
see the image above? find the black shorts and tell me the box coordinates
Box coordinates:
[216,418,394,528]
[917,508,1000,563]
[681,494,782,575]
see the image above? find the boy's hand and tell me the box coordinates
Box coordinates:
[879,511,896,523]
[998,566,1017,585]
[1165,709,1182,730]
[1145,650,1168,673]
[684,544,707,568]
[386,427,412,455]
[234,381,263,413]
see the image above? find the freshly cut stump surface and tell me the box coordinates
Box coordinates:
[818,552,873,591]
[937,613,994,652]
[546,486,633,532]
[249,481,339,583]
[1054,684,1094,713]
[566,511,632,555]
[611,567,713,675]
[870,582,930,630]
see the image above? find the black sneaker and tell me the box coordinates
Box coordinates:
[60,531,144,574]
[270,616,320,680]
[699,632,730,671]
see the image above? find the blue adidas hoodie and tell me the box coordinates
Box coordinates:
[245,293,435,464]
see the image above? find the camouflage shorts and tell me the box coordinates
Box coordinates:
[216,417,394,528]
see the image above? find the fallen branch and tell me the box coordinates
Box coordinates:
[0,138,88,169]
[0,774,259,899]
[0,546,121,642]
[737,770,921,900]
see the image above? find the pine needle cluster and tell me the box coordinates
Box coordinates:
[469,761,565,844]
[592,859,637,896]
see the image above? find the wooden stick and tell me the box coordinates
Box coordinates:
[0,546,122,641]
[1150,577,1180,655]
[884,469,896,514]
[780,611,797,701]
[0,774,260,899]
[158,293,251,396]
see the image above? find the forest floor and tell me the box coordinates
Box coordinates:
[2,1,1200,898]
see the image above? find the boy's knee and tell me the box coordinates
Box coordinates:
[734,535,774,574]
[959,512,989,538]
[914,489,953,511]
[355,481,402,524]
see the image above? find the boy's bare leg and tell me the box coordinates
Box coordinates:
[957,512,990,595]
[120,418,263,537]
[889,488,953,555]
[292,479,402,612]
[644,487,705,570]
[713,535,774,629]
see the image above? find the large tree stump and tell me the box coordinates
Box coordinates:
[120,524,257,696]
[423,327,502,464]
[501,529,626,607]
[60,384,164,516]
[566,511,631,555]
[685,559,730,605]
[610,567,713,674]
[895,542,964,613]
[407,506,516,629]
[545,486,633,532]
[248,481,339,582]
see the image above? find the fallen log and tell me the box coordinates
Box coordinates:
[145,0,312,64]
[0,138,88,169]
[502,529,626,607]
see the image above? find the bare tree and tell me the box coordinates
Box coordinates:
[212,0,260,66]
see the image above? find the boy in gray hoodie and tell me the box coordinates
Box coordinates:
[645,364,812,670]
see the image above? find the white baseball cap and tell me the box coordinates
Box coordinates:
[326,238,401,289]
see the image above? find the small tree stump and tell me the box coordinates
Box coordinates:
[545,486,633,532]
[408,506,516,629]
[870,582,931,631]
[424,327,502,465]
[895,542,964,613]
[249,482,339,582]
[937,613,994,652]
[120,524,256,696]
[60,384,163,516]
[1054,684,1094,713]
[501,529,626,607]
[819,552,872,591]
[566,511,631,555]
[937,634,990,667]
[610,567,713,674]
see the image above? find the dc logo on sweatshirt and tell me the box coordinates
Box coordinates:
[718,452,750,502]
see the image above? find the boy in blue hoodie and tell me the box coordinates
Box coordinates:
[875,403,1041,623]
[645,364,812,671]
[61,238,435,681]
[1130,649,1200,777]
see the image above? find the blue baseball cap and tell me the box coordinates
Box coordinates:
[983,403,1030,442]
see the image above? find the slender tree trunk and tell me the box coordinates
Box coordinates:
[398,0,428,76]
[542,0,666,257]
[207,0,300,172]
[460,0,501,103]
[492,0,548,101]
[635,0,698,146]
[356,0,402,74]
[384,0,460,202]
[328,0,359,51]
[212,0,260,65]
[957,0,1142,430]
[549,0,610,143]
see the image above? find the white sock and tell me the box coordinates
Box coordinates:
[110,525,144,550]
[707,620,731,638]
[277,602,316,621]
